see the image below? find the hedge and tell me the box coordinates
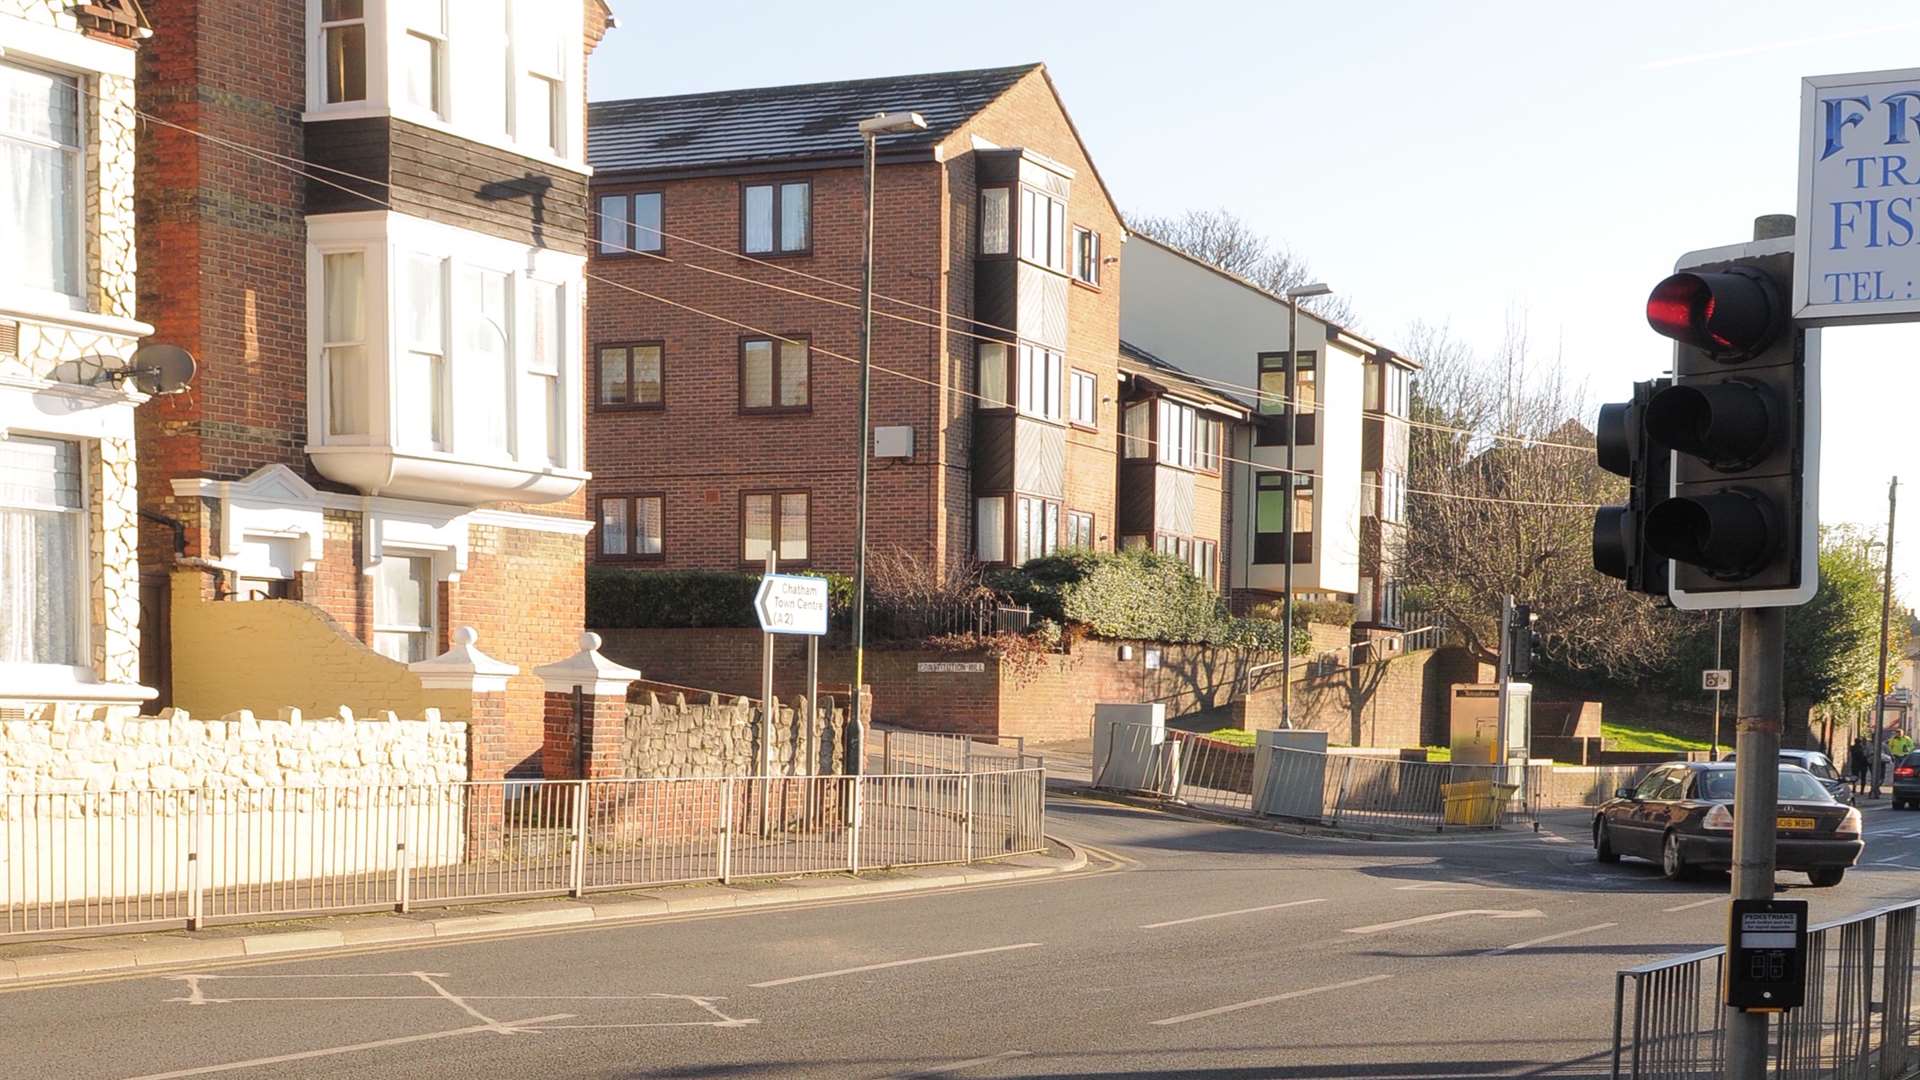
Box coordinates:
[991,549,1309,652]
[587,567,853,630]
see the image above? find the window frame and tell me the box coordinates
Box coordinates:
[371,550,438,664]
[1013,494,1061,565]
[738,333,812,414]
[595,340,665,412]
[1071,225,1100,287]
[1195,415,1222,474]
[1065,510,1095,551]
[596,492,665,562]
[978,183,1012,258]
[739,489,811,567]
[977,340,1011,409]
[316,0,370,108]
[1015,344,1063,423]
[397,0,447,119]
[0,433,90,672]
[1068,368,1098,429]
[975,494,1007,564]
[740,178,814,256]
[595,188,665,257]
[319,246,373,443]
[1,60,86,305]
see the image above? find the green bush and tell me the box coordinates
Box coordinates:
[587,567,853,630]
[991,549,1308,651]
[1253,598,1355,627]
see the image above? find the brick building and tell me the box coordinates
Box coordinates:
[133,0,612,776]
[584,64,1134,577]
[0,1,153,716]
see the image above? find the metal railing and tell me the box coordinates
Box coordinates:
[1160,732,1258,814]
[870,726,1041,774]
[0,766,1046,940]
[1612,899,1920,1079]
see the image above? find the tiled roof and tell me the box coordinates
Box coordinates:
[1119,340,1250,415]
[588,64,1039,174]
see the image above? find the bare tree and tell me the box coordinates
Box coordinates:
[1128,208,1359,327]
[1394,319,1673,675]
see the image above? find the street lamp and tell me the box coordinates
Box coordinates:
[1279,282,1331,730]
[851,110,927,745]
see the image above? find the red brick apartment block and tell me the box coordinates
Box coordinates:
[134,0,614,776]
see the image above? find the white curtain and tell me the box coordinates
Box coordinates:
[0,436,82,665]
[1,62,80,296]
[459,267,511,456]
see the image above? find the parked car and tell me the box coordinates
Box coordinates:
[1892,752,1920,809]
[1723,749,1855,806]
[1593,762,1862,886]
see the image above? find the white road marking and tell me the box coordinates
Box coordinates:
[1343,909,1545,935]
[888,1050,1033,1077]
[1663,897,1724,913]
[412,971,515,1033]
[1493,922,1617,952]
[1149,974,1393,1026]
[1139,898,1325,929]
[121,1013,574,1079]
[1872,855,1913,865]
[1393,882,1527,893]
[749,942,1044,988]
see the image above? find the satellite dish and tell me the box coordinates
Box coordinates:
[128,344,196,395]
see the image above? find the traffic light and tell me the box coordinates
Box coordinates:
[1639,237,1818,610]
[1508,603,1541,678]
[1593,378,1672,599]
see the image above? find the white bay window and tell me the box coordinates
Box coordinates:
[307,212,586,505]
[0,436,84,667]
[2,61,83,301]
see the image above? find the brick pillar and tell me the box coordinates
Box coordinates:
[412,626,519,856]
[534,632,640,781]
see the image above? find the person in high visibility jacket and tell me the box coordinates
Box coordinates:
[1891,730,1916,759]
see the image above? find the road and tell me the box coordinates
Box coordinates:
[6,794,1920,1079]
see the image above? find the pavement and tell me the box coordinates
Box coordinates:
[7,790,1920,1078]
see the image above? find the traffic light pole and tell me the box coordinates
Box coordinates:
[1726,606,1786,1078]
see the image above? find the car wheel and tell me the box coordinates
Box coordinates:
[1595,820,1620,864]
[1662,831,1693,882]
[1809,868,1846,887]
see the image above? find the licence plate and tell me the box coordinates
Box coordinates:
[1778,817,1817,830]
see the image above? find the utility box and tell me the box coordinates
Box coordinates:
[1254,729,1330,821]
[1092,703,1165,792]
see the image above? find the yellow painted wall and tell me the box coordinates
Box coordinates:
[169,572,429,720]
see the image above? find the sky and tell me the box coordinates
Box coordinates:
[590,0,1920,602]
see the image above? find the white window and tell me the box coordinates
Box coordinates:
[1069,369,1097,427]
[1072,226,1099,285]
[0,436,85,667]
[2,62,82,299]
[1015,496,1058,564]
[323,251,369,437]
[1195,417,1221,472]
[1017,345,1061,421]
[1017,188,1066,269]
[980,187,1009,255]
[373,554,435,663]
[743,181,811,254]
[975,496,1005,562]
[1065,510,1094,550]
[320,0,367,104]
[1381,469,1408,523]
[518,13,565,155]
[1122,402,1149,459]
[526,279,564,466]
[398,253,447,450]
[978,342,1009,407]
[1385,366,1411,418]
[1361,470,1379,519]
[398,0,445,116]
[743,492,807,563]
[460,266,512,457]
[1157,399,1197,469]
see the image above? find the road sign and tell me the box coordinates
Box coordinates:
[1795,67,1920,325]
[753,574,829,636]
[1703,669,1734,691]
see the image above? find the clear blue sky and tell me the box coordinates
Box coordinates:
[591,0,1920,602]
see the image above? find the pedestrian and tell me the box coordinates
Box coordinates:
[1851,736,1873,793]
[1891,729,1915,760]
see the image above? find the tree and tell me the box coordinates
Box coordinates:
[1393,319,1675,675]
[1127,208,1359,326]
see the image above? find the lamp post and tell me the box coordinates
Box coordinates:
[850,110,927,743]
[1279,283,1331,730]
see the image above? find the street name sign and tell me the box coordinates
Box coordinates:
[1795,67,1920,324]
[753,574,829,636]
[1703,669,1734,691]
[917,661,985,673]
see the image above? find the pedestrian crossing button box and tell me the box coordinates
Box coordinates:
[1725,899,1807,1011]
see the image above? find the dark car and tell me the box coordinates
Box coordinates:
[1593,762,1863,886]
[1724,749,1855,806]
[1893,752,1920,809]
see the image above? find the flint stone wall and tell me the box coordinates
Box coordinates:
[622,692,858,779]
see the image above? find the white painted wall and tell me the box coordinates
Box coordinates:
[1120,239,1364,596]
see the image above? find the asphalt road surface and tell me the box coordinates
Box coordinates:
[8,794,1920,1080]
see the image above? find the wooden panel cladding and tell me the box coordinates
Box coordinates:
[1117,459,1156,537]
[971,409,1015,493]
[304,117,590,255]
[972,259,1016,343]
[1155,466,1196,536]
[1012,415,1065,500]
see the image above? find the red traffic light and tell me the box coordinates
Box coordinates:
[1646,268,1785,362]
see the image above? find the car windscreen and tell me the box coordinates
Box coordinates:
[1696,769,1835,803]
